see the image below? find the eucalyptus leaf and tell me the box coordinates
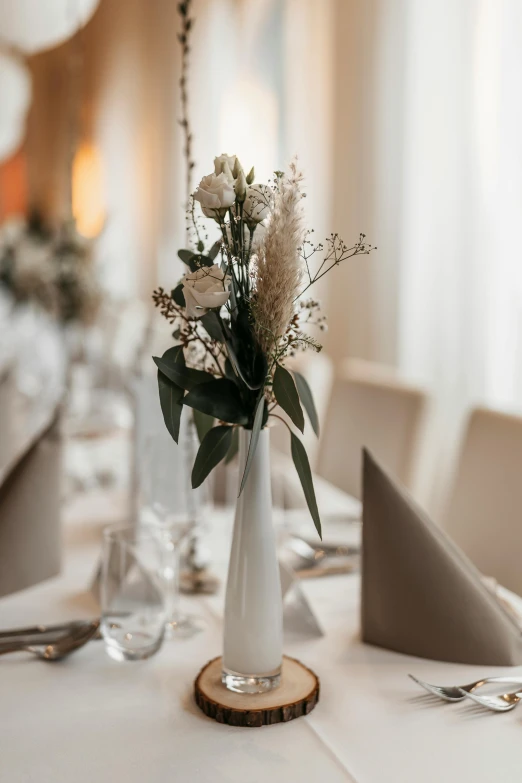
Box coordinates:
[153,356,213,391]
[224,357,238,383]
[157,370,183,444]
[225,339,265,391]
[178,249,195,265]
[290,433,322,539]
[161,345,185,366]
[172,283,185,307]
[193,409,215,443]
[225,426,239,464]
[293,371,319,437]
[200,311,225,342]
[191,425,233,488]
[238,393,266,496]
[208,240,222,260]
[183,378,249,424]
[273,364,305,433]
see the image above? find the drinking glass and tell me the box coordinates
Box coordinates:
[101,525,167,661]
[139,427,207,637]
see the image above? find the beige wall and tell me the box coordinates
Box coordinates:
[22,0,404,355]
[25,0,183,299]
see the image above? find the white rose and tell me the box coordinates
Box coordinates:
[194,172,236,219]
[182,264,231,318]
[243,184,272,226]
[214,153,237,177]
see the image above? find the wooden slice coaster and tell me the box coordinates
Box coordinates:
[194,656,320,727]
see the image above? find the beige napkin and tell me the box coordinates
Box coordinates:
[361,449,522,665]
[0,413,62,598]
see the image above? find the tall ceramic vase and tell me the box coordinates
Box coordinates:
[222,428,283,693]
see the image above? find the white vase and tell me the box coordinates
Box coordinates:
[222,427,283,693]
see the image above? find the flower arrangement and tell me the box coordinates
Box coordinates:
[153,153,374,537]
[0,213,101,326]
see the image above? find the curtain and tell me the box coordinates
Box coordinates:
[395,0,522,510]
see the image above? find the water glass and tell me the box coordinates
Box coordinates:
[101,525,167,661]
[139,428,207,637]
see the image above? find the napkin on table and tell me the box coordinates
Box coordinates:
[361,449,522,665]
[0,413,62,598]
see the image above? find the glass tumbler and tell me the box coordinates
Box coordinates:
[101,525,167,661]
[139,428,207,638]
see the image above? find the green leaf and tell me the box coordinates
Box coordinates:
[156,346,185,444]
[200,311,225,342]
[290,433,322,539]
[195,254,215,268]
[178,249,195,265]
[157,370,183,444]
[208,240,222,260]
[192,409,214,443]
[224,357,238,383]
[294,371,319,437]
[191,426,233,488]
[161,345,185,366]
[225,426,239,464]
[273,364,305,433]
[172,283,185,307]
[153,356,213,391]
[183,379,249,424]
[238,393,266,496]
[225,339,266,391]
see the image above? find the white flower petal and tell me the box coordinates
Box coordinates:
[183,285,207,318]
[192,289,231,309]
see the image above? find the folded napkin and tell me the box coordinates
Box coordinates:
[361,449,522,665]
[0,413,62,598]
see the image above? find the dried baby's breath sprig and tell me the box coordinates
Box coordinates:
[297,232,376,300]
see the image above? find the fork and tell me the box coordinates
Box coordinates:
[458,687,522,712]
[0,621,100,661]
[408,673,522,702]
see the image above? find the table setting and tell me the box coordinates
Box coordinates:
[2,4,522,782]
[2,137,522,783]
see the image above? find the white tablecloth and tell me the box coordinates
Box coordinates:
[1,490,522,783]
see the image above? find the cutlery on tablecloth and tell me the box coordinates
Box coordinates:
[297,562,357,579]
[408,674,522,702]
[287,536,359,562]
[0,620,100,661]
[285,537,359,579]
[0,619,93,641]
[459,687,522,712]
[0,619,103,648]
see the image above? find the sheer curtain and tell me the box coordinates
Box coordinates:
[395,0,522,510]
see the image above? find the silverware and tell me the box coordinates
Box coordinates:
[408,673,522,702]
[297,563,357,579]
[287,536,359,569]
[458,687,522,712]
[0,620,100,661]
[297,537,360,557]
[0,619,92,643]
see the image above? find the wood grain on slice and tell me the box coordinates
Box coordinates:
[194,656,320,727]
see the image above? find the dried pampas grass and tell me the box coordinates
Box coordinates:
[253,161,305,355]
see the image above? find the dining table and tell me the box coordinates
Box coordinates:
[1,475,522,783]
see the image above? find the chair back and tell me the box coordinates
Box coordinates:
[270,351,334,471]
[442,406,522,595]
[317,359,427,499]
